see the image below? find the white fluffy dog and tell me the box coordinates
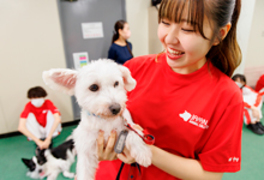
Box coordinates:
[43,59,152,180]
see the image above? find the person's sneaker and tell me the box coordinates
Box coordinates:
[247,124,264,135]
[256,122,264,131]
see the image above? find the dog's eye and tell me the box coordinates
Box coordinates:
[89,84,99,92]
[114,81,119,87]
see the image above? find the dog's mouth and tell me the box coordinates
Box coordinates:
[39,170,45,177]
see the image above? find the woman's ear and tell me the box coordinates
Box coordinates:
[213,22,232,46]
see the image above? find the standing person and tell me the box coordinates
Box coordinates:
[93,0,243,180]
[18,86,62,150]
[108,20,133,65]
[232,74,264,135]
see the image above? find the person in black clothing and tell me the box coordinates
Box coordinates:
[108,20,133,65]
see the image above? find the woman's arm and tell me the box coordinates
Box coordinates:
[98,125,223,180]
[150,145,223,180]
[18,118,42,146]
[42,113,61,148]
[116,144,223,180]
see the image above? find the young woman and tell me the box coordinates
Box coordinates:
[18,86,62,150]
[94,0,243,179]
[108,20,133,65]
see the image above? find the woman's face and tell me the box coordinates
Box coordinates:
[119,23,131,40]
[158,12,214,74]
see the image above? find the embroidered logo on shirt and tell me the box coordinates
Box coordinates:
[179,110,209,129]
[228,157,239,162]
[42,110,47,114]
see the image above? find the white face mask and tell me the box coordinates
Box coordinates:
[235,82,244,89]
[31,98,45,108]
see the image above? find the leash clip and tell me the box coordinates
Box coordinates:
[124,120,155,145]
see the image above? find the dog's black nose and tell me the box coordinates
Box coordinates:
[39,169,42,173]
[109,103,121,115]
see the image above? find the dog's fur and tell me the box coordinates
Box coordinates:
[22,139,76,180]
[42,59,152,180]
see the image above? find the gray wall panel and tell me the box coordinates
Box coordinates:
[57,0,126,119]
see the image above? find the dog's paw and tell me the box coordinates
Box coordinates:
[126,131,152,167]
[63,171,75,178]
[131,145,152,167]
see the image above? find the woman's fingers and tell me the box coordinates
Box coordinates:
[104,130,117,160]
[132,124,143,131]
[117,147,135,164]
[97,130,105,160]
[97,130,117,161]
[105,130,116,154]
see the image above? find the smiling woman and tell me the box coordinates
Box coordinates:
[94,0,244,180]
[157,0,241,75]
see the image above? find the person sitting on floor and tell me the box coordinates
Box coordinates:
[18,86,62,149]
[232,74,264,135]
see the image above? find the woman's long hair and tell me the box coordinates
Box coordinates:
[112,20,133,57]
[158,0,241,77]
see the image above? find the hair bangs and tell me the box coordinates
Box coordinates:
[159,0,207,39]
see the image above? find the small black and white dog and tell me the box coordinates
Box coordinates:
[22,139,76,180]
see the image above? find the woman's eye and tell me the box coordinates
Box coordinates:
[182,28,195,33]
[161,20,170,26]
[114,81,119,87]
[89,84,99,92]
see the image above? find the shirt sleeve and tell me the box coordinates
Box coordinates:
[45,100,60,115]
[20,102,31,118]
[108,45,117,61]
[198,95,243,172]
[244,102,251,108]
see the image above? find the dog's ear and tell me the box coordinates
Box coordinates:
[118,66,136,91]
[42,69,78,96]
[22,158,35,169]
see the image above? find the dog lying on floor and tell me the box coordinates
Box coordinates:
[42,59,152,180]
[22,138,76,180]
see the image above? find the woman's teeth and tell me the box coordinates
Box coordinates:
[168,48,184,55]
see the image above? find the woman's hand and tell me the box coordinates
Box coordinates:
[36,138,51,150]
[97,130,118,161]
[96,124,143,163]
[251,106,260,119]
[117,124,144,164]
[42,138,51,149]
[36,139,45,150]
[117,146,136,164]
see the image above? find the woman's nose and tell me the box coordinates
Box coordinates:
[165,26,179,44]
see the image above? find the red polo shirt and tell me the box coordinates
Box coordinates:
[20,99,60,127]
[95,54,243,180]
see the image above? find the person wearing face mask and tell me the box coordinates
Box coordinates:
[18,86,62,150]
[232,74,264,135]
[108,20,133,65]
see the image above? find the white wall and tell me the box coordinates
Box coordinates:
[243,0,264,87]
[148,6,163,54]
[234,0,256,75]
[126,0,151,56]
[0,0,73,134]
